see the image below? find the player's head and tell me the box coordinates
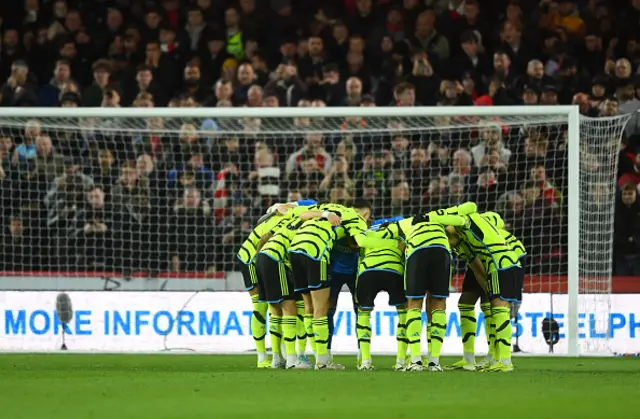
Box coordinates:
[352,198,373,221]
[445,225,461,247]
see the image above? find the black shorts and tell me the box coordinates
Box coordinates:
[289,252,329,292]
[404,247,451,299]
[239,261,259,291]
[255,253,296,303]
[517,256,526,291]
[356,270,407,309]
[461,268,486,296]
[487,266,522,303]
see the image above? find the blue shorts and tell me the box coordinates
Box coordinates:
[329,272,357,303]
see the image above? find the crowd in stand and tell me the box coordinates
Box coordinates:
[0,0,639,276]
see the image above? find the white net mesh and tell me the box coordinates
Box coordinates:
[0,108,630,354]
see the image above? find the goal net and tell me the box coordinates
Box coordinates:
[0,106,630,355]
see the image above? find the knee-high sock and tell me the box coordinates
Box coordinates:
[269,315,282,356]
[481,302,494,359]
[312,317,330,364]
[426,321,432,357]
[296,301,307,355]
[356,310,372,363]
[327,308,336,350]
[429,309,446,364]
[304,314,316,353]
[251,294,268,360]
[282,315,298,364]
[493,306,512,365]
[406,308,422,363]
[459,303,476,364]
[396,308,408,364]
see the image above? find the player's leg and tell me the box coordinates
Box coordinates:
[425,292,432,359]
[276,264,311,370]
[240,262,270,368]
[484,268,519,373]
[309,258,343,369]
[425,247,452,372]
[290,253,316,356]
[447,268,482,371]
[354,271,380,371]
[255,254,285,368]
[295,297,310,359]
[327,273,345,359]
[383,272,409,371]
[404,251,429,371]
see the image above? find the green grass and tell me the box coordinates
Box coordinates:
[1,355,640,419]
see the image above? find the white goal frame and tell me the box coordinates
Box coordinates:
[0,105,582,356]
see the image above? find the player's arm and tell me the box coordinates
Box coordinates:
[481,211,505,229]
[438,202,478,216]
[268,199,318,215]
[353,230,403,250]
[299,209,341,225]
[428,213,469,227]
[256,231,274,252]
[468,257,488,293]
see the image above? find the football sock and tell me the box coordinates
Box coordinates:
[327,308,336,350]
[426,321,432,357]
[493,306,512,365]
[269,315,282,357]
[406,308,422,363]
[459,303,477,364]
[282,315,298,365]
[356,310,372,363]
[481,302,494,360]
[304,314,316,353]
[251,294,268,361]
[429,309,446,364]
[396,308,408,364]
[296,301,307,355]
[312,316,330,364]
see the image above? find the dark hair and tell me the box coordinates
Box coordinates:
[353,198,372,210]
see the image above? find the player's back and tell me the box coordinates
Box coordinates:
[237,213,288,264]
[481,212,526,260]
[458,213,519,271]
[397,213,459,257]
[290,204,364,262]
[359,223,405,276]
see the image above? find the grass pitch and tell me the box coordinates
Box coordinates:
[1,354,639,419]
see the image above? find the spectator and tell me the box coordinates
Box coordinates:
[39,60,73,107]
[82,60,112,107]
[1,215,38,271]
[407,10,449,66]
[286,133,333,176]
[614,181,640,276]
[170,187,215,272]
[471,125,511,168]
[68,186,113,270]
[264,62,305,107]
[1,61,37,106]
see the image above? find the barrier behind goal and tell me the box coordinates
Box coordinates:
[0,106,630,355]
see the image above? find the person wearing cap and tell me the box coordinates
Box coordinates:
[540,84,559,105]
[522,85,539,105]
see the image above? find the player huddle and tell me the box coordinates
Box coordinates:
[237,199,526,373]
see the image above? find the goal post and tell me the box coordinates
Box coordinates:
[0,105,630,356]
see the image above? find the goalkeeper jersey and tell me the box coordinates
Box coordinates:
[237,205,314,264]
